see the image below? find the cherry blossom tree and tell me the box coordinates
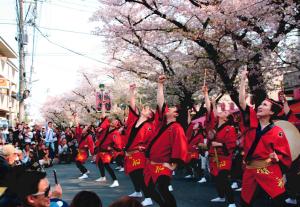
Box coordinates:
[90,0,299,108]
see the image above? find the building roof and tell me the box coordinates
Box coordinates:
[0,36,17,58]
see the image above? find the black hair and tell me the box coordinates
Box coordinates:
[70,191,102,207]
[6,171,47,204]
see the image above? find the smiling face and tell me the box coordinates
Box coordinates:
[27,178,52,207]
[257,100,274,119]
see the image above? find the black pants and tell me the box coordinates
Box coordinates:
[76,161,87,174]
[186,159,204,178]
[241,193,287,207]
[115,155,124,167]
[97,160,117,180]
[148,176,176,207]
[212,170,234,204]
[129,169,150,197]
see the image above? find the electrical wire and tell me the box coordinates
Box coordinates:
[34,25,118,68]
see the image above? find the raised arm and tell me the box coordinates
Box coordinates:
[278,91,290,115]
[157,75,166,111]
[129,83,137,110]
[202,86,211,115]
[239,69,248,111]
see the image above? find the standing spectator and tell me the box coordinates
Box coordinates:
[12,124,24,147]
[7,128,13,144]
[33,125,42,144]
[45,122,55,159]
[24,127,33,144]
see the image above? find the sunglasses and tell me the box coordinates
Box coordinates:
[31,185,51,197]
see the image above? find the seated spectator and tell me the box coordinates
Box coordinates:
[38,144,52,168]
[22,143,31,164]
[58,139,71,164]
[11,170,62,207]
[109,197,142,207]
[70,191,102,207]
[0,144,17,185]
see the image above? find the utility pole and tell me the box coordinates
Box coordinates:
[17,0,25,122]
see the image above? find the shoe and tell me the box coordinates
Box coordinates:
[197,177,207,183]
[95,177,106,182]
[141,198,153,206]
[285,198,297,205]
[109,180,119,188]
[235,188,242,192]
[78,174,88,179]
[168,185,173,192]
[184,175,192,179]
[228,204,236,207]
[128,192,143,198]
[210,197,225,202]
[86,170,90,175]
[172,171,175,176]
[115,166,121,170]
[118,167,124,172]
[231,182,238,189]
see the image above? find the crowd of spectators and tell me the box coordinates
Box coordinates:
[0,121,141,207]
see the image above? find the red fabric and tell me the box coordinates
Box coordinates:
[187,152,199,163]
[96,129,122,164]
[206,112,237,176]
[241,107,292,168]
[185,123,195,140]
[209,156,232,176]
[78,134,94,155]
[124,107,154,151]
[287,110,300,125]
[124,151,146,174]
[240,106,292,203]
[76,149,88,164]
[99,129,122,151]
[96,152,112,164]
[147,122,188,164]
[144,161,172,186]
[188,132,204,153]
[95,117,110,142]
[75,125,83,141]
[241,164,286,204]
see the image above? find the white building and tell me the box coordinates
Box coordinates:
[0,36,19,127]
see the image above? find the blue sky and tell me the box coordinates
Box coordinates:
[0,0,107,120]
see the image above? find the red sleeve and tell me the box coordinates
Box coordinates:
[75,125,83,140]
[185,123,194,140]
[272,127,292,169]
[239,106,258,132]
[113,132,123,150]
[87,135,95,155]
[205,111,216,131]
[286,110,300,124]
[170,124,188,163]
[222,126,237,154]
[127,106,139,128]
[153,104,168,131]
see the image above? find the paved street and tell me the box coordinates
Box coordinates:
[45,161,287,207]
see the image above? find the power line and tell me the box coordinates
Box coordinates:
[34,25,113,66]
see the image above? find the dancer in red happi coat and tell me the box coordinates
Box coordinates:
[239,70,292,207]
[144,75,188,207]
[202,86,237,207]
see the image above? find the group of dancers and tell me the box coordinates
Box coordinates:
[74,71,299,207]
